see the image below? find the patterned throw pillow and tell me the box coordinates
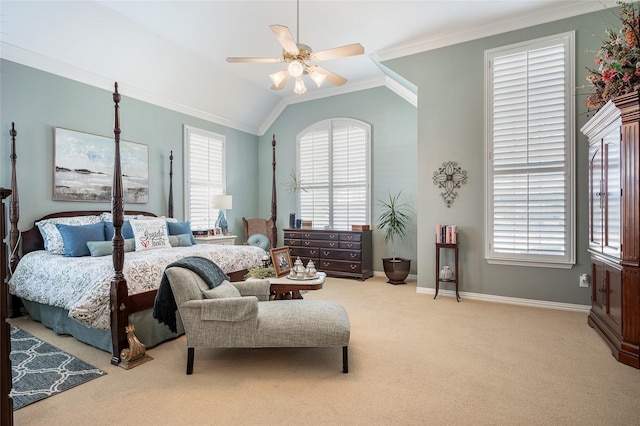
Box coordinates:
[36,215,102,255]
[129,218,172,251]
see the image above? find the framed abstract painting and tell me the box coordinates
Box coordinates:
[53,127,149,203]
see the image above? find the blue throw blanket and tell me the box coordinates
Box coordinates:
[153,256,229,333]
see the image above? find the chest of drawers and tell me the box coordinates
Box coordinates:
[284,228,372,280]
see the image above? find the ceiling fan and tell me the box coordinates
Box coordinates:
[226,1,364,94]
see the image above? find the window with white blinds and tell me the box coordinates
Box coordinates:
[485,32,575,268]
[297,119,370,230]
[183,125,225,231]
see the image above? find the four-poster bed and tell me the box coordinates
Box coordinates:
[7,83,279,367]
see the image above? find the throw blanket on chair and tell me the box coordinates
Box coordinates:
[153,256,230,333]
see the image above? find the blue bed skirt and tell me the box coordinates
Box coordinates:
[21,299,184,353]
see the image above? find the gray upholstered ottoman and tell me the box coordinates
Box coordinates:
[256,300,351,372]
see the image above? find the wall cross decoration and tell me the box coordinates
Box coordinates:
[432,161,468,208]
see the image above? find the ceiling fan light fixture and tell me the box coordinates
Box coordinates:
[288,60,304,78]
[294,77,307,94]
[269,70,286,87]
[309,69,326,88]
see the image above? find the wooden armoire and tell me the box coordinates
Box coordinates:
[581,92,640,369]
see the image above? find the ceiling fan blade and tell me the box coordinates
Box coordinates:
[314,66,347,86]
[226,57,281,63]
[270,24,299,54]
[270,70,291,90]
[313,43,364,61]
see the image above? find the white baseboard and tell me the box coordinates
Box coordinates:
[415,286,591,313]
[371,271,590,313]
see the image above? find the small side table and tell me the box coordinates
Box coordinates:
[267,272,326,300]
[435,242,459,302]
[194,235,237,245]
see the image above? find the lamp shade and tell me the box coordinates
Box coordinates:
[211,194,232,210]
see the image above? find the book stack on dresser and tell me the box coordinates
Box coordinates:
[284,228,372,281]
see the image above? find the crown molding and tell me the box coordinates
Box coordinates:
[0,42,260,135]
[375,1,617,61]
[3,41,413,137]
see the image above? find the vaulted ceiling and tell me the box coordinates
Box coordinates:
[1,1,614,135]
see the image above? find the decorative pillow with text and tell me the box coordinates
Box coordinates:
[129,219,172,251]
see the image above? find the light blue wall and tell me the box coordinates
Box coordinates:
[258,87,418,273]
[0,3,609,306]
[0,60,259,240]
[384,10,609,305]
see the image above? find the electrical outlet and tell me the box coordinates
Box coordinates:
[580,274,590,288]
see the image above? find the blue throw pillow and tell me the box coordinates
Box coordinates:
[56,222,106,257]
[104,221,134,240]
[247,233,270,251]
[86,239,136,257]
[167,221,196,244]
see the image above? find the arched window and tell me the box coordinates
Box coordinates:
[296,118,371,230]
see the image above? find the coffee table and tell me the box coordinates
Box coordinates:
[268,272,326,300]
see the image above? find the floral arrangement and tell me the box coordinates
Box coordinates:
[586,2,640,109]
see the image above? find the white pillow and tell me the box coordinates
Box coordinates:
[36,215,102,255]
[129,218,172,251]
[100,212,152,222]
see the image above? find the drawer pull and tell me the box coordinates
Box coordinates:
[330,242,336,247]
[323,251,330,256]
[350,253,357,258]
[350,264,357,269]
[323,262,330,267]
[346,243,353,248]
[346,235,353,240]
[304,233,311,238]
[310,250,317,255]
[330,234,336,239]
[304,241,311,246]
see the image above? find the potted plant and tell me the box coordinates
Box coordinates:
[285,169,307,228]
[376,191,413,284]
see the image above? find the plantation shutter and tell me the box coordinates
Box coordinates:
[486,32,574,267]
[332,121,368,229]
[184,126,225,231]
[298,119,370,230]
[299,127,330,228]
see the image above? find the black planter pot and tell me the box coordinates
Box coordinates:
[382,257,411,284]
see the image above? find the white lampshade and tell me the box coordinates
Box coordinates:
[309,69,326,88]
[294,77,307,94]
[288,60,304,78]
[269,70,286,87]
[211,194,232,210]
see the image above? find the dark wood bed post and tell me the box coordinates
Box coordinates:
[1,187,14,425]
[109,83,151,369]
[8,123,22,319]
[110,82,127,366]
[168,150,174,218]
[9,123,19,274]
[270,135,278,248]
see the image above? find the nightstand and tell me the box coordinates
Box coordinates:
[193,235,237,245]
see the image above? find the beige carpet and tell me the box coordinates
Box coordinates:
[10,276,640,425]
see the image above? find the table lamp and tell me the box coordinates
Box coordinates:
[211,194,232,234]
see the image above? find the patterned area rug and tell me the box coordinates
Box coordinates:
[9,326,106,410]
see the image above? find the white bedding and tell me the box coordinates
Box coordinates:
[9,244,266,330]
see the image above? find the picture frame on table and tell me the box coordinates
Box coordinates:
[270,247,292,277]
